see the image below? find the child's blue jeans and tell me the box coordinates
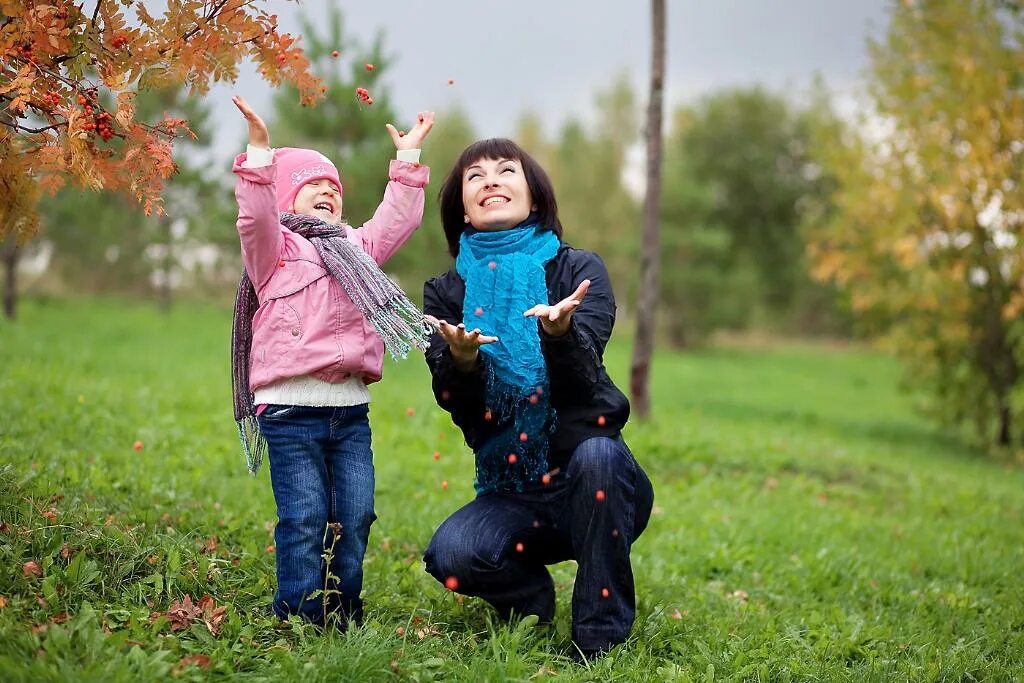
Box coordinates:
[257,403,375,626]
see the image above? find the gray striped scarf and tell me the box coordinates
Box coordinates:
[232,212,429,474]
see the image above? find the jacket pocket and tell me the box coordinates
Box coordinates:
[253,296,305,368]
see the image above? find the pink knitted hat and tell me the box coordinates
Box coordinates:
[273,147,343,213]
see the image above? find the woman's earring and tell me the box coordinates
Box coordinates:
[532,205,538,211]
[464,215,470,224]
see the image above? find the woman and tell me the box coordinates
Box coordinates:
[421,138,654,658]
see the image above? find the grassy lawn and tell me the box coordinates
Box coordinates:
[1,297,1022,681]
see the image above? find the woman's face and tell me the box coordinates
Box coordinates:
[461,156,535,231]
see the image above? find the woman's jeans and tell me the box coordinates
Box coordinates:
[257,403,376,625]
[423,436,654,652]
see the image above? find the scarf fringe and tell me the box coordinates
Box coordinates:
[473,367,556,495]
[237,416,267,476]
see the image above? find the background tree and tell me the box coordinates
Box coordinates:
[0,0,323,243]
[659,85,847,344]
[34,86,232,307]
[807,0,1024,449]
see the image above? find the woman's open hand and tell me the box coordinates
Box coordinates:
[523,279,590,337]
[232,95,270,149]
[425,314,498,371]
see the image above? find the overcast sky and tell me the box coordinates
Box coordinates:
[207,0,892,158]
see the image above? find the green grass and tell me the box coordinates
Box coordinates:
[1,297,1022,681]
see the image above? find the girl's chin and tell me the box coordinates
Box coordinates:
[310,211,341,224]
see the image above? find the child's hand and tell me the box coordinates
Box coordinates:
[386,111,435,151]
[232,95,270,150]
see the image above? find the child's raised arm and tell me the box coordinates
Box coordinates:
[231,95,282,292]
[357,111,435,265]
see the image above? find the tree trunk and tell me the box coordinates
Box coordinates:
[998,404,1011,447]
[2,236,17,321]
[629,0,666,420]
[157,213,172,313]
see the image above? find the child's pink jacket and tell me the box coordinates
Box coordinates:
[233,153,430,391]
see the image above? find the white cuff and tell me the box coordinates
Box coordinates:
[243,145,274,168]
[396,149,421,164]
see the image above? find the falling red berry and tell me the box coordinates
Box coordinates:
[441,480,449,490]
[611,528,619,537]
[474,307,483,316]
[365,63,375,71]
[445,576,459,591]
[597,415,607,426]
[440,390,451,401]
[331,50,339,58]
[601,587,610,599]
[515,542,524,553]
[535,386,543,395]
[433,451,440,461]
[507,454,517,465]
[133,440,143,452]
[488,261,497,270]
[595,489,606,501]
[529,395,538,405]
[541,474,551,485]
[448,79,455,85]
[266,545,275,553]
[484,410,493,422]
[519,432,528,442]
[406,407,415,417]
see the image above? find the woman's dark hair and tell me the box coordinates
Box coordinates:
[437,138,562,257]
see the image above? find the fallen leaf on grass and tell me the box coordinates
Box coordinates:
[173,654,210,674]
[415,625,442,640]
[197,594,228,636]
[22,561,42,577]
[0,596,6,608]
[166,595,203,632]
[149,594,229,636]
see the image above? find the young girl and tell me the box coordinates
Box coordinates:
[229,95,433,627]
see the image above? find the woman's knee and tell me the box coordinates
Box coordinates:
[423,519,475,580]
[569,437,630,485]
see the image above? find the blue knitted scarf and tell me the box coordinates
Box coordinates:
[456,225,560,494]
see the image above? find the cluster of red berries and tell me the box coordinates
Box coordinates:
[111,33,129,49]
[16,43,33,59]
[78,93,114,140]
[41,90,61,108]
[355,87,373,105]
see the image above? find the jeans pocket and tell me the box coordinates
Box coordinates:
[261,404,300,421]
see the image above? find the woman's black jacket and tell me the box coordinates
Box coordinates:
[422,243,630,471]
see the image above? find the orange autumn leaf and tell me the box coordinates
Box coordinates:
[0,0,326,242]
